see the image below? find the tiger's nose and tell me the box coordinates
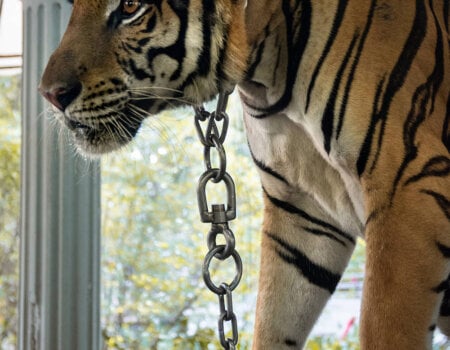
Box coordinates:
[39,82,82,111]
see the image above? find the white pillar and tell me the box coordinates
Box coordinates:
[19,1,101,349]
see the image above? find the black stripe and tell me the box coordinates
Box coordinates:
[433,279,450,293]
[370,0,428,173]
[272,43,282,86]
[249,147,290,185]
[110,78,123,86]
[137,38,150,47]
[305,0,348,112]
[128,58,153,81]
[247,0,311,118]
[146,0,189,82]
[197,0,214,77]
[441,287,450,316]
[107,10,122,29]
[336,0,378,139]
[246,27,269,81]
[358,0,428,175]
[266,231,341,293]
[141,11,157,33]
[405,156,450,185]
[429,324,437,332]
[437,241,450,258]
[115,52,131,75]
[303,227,348,247]
[284,339,298,347]
[263,187,355,244]
[124,42,143,54]
[75,97,128,114]
[365,208,383,226]
[357,78,386,175]
[391,0,445,198]
[443,96,450,152]
[422,190,450,221]
[322,32,359,153]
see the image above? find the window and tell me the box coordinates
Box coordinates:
[0,70,21,350]
[100,99,262,349]
[0,0,22,348]
[17,1,449,349]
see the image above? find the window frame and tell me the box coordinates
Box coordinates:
[19,1,101,349]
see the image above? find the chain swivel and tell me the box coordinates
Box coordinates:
[207,219,235,260]
[197,171,236,223]
[194,91,242,350]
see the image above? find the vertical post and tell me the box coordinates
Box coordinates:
[19,1,101,350]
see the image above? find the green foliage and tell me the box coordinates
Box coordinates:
[307,336,360,350]
[306,324,360,350]
[0,74,21,349]
[101,96,262,349]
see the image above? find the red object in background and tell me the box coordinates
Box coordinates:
[341,317,356,339]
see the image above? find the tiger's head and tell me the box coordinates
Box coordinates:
[39,0,249,155]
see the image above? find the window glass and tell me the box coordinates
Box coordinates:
[101,95,262,349]
[0,73,21,350]
[0,1,22,347]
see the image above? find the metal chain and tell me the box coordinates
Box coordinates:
[194,91,243,350]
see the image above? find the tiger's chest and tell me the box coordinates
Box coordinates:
[237,3,394,238]
[241,103,365,238]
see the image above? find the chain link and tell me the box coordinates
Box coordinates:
[194,91,242,350]
[218,284,239,349]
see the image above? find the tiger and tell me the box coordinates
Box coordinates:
[39,0,449,348]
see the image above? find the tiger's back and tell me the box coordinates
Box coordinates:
[40,0,449,348]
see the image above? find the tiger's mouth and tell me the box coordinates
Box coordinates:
[63,105,144,156]
[55,82,184,156]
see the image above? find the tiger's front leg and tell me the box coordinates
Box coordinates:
[252,189,356,349]
[360,158,450,349]
[245,113,361,349]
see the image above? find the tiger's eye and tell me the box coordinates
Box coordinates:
[122,0,141,15]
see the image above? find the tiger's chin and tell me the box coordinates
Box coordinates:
[63,109,144,157]
[70,126,137,157]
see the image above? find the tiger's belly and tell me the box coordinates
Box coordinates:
[243,111,364,238]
